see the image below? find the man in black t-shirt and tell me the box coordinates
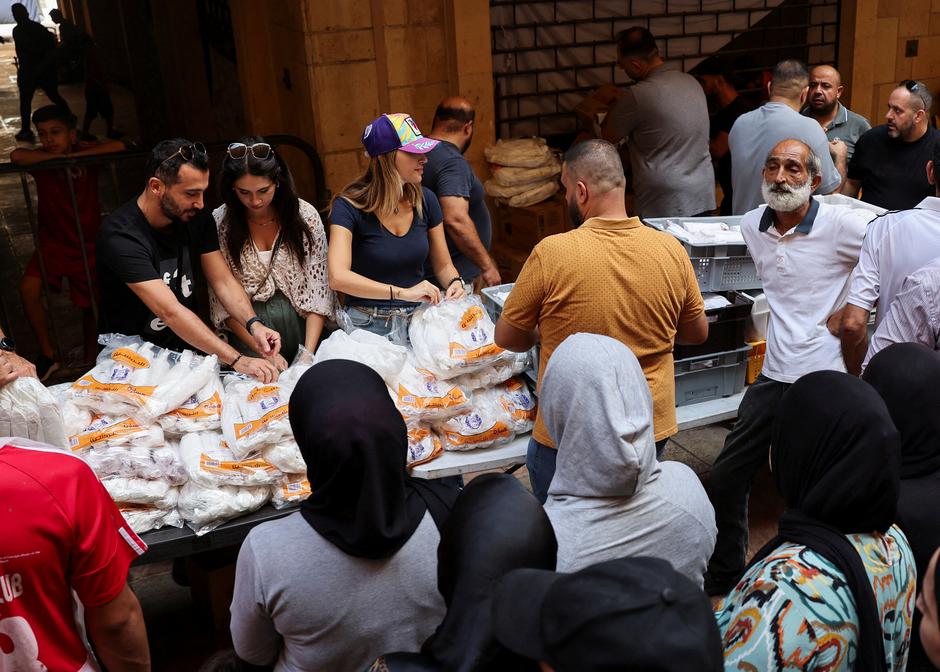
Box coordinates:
[842,80,939,211]
[423,97,499,286]
[96,138,282,382]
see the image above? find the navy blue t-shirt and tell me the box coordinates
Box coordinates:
[331,187,443,308]
[421,140,492,281]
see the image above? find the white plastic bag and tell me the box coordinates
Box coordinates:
[277,345,316,388]
[102,477,178,508]
[314,329,407,385]
[270,473,312,509]
[434,391,514,451]
[71,335,217,423]
[0,377,67,448]
[453,350,530,391]
[154,439,188,485]
[220,376,293,459]
[177,481,270,535]
[158,375,223,435]
[393,356,471,422]
[118,504,183,534]
[482,377,537,433]
[409,296,506,379]
[262,440,306,475]
[82,443,164,481]
[179,432,282,487]
[68,414,164,452]
[406,422,443,466]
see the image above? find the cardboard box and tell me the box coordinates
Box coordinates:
[491,244,531,283]
[492,193,571,253]
[573,85,624,129]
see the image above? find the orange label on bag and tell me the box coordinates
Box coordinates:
[233,404,289,439]
[398,384,467,409]
[168,391,222,419]
[118,502,154,512]
[71,374,156,402]
[198,453,278,475]
[247,385,281,402]
[448,342,503,363]
[443,422,510,446]
[69,417,143,451]
[111,347,150,369]
[459,306,484,329]
[280,478,312,499]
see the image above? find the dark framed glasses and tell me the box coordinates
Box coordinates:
[227,142,273,160]
[160,142,207,168]
[900,80,928,110]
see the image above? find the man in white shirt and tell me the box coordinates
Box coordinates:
[866,256,940,365]
[841,143,940,374]
[704,138,872,595]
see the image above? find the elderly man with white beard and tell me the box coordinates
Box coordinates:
[703,138,874,596]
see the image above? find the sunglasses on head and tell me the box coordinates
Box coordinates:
[160,142,207,168]
[227,142,273,160]
[900,80,928,110]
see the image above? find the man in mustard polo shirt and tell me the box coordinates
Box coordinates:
[495,139,708,503]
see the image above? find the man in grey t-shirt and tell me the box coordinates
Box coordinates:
[729,59,845,214]
[801,65,871,160]
[603,27,715,218]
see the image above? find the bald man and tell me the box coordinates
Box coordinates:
[801,65,870,161]
[422,96,499,286]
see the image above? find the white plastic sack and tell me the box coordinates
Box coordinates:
[158,375,223,435]
[68,414,164,453]
[262,440,306,475]
[270,473,312,509]
[277,345,316,388]
[179,431,282,487]
[154,439,188,486]
[434,392,514,452]
[71,335,217,423]
[177,481,270,535]
[484,138,554,168]
[314,329,407,386]
[82,443,163,481]
[102,477,178,508]
[406,422,443,466]
[482,377,537,434]
[0,377,67,448]
[118,504,183,534]
[453,350,530,391]
[409,296,506,379]
[62,401,93,438]
[393,356,471,422]
[220,376,293,459]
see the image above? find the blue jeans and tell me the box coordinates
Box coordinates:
[526,437,557,504]
[344,305,415,345]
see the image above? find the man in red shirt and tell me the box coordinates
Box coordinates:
[0,438,150,671]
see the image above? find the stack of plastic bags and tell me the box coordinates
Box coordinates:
[484,138,561,207]
[0,376,67,447]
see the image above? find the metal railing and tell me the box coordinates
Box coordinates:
[0,134,326,370]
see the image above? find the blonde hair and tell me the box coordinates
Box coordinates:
[332,151,424,220]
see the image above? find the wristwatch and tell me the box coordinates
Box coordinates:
[0,336,15,352]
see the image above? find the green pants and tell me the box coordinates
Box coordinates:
[232,290,306,363]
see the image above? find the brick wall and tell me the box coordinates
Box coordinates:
[491,0,840,139]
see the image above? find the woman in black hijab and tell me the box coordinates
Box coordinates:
[864,343,940,672]
[715,371,916,672]
[370,473,558,672]
[230,360,458,672]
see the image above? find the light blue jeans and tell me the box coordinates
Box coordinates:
[343,304,416,345]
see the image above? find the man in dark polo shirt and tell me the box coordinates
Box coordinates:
[422,97,499,287]
[842,79,939,210]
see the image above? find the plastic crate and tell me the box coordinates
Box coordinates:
[674,345,749,407]
[644,216,748,257]
[690,255,761,292]
[674,291,752,359]
[479,283,539,383]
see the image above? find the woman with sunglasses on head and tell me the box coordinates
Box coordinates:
[210,136,333,366]
[328,113,465,342]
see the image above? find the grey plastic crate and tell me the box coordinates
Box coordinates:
[479,283,539,383]
[674,345,749,407]
[644,216,748,257]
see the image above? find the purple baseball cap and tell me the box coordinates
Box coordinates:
[361,113,439,157]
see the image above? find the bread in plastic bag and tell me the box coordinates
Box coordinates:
[262,440,306,475]
[393,355,471,422]
[177,481,270,535]
[314,328,407,385]
[484,138,554,168]
[118,503,183,534]
[406,422,444,466]
[220,376,293,459]
[159,375,223,436]
[277,345,316,388]
[0,376,67,448]
[102,477,178,508]
[434,392,514,451]
[482,376,537,433]
[68,414,164,452]
[453,350,530,391]
[270,473,312,509]
[409,296,506,379]
[179,431,282,487]
[71,334,217,423]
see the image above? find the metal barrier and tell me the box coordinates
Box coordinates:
[0,134,326,369]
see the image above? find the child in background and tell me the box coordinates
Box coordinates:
[10,104,124,379]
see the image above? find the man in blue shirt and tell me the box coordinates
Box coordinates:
[423,97,499,287]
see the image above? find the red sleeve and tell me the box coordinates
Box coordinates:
[68,465,147,608]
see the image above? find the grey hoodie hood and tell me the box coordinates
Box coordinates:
[542,333,659,498]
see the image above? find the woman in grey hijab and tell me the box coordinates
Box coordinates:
[541,332,716,587]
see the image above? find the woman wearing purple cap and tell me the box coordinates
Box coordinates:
[328,113,465,342]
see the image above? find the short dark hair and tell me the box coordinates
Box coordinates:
[146,138,209,185]
[32,105,76,129]
[616,27,659,60]
[771,59,810,100]
[432,103,475,134]
[563,139,626,193]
